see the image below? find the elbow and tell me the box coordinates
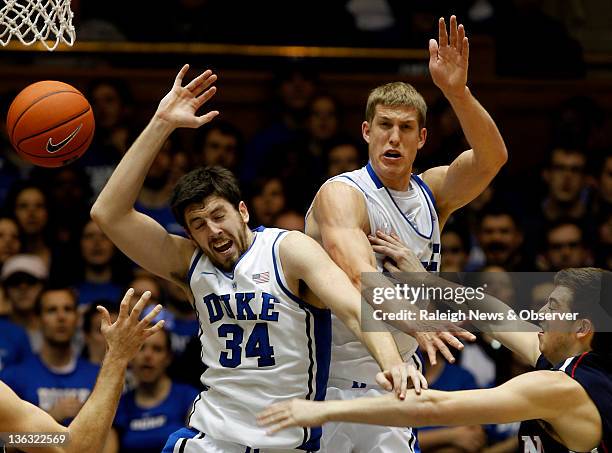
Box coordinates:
[90,203,107,227]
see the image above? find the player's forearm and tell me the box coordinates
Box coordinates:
[446,87,507,170]
[91,116,174,221]
[360,330,405,371]
[64,351,128,453]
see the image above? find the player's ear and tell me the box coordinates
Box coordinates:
[238,201,249,224]
[362,121,370,144]
[417,128,427,149]
[576,318,594,338]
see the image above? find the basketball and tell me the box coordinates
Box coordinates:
[6,81,95,168]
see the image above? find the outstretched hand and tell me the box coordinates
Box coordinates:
[97,288,165,363]
[429,16,469,99]
[155,64,219,129]
[376,361,428,398]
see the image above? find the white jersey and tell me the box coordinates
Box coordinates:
[308,163,441,387]
[187,227,331,451]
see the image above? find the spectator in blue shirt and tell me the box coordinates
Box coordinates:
[0,287,99,425]
[109,328,199,453]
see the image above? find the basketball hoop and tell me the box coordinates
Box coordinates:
[0,0,75,51]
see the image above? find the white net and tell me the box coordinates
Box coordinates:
[0,0,75,51]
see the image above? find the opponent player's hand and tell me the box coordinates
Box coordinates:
[154,64,219,129]
[257,399,325,434]
[97,288,165,363]
[368,230,425,273]
[429,15,469,99]
[376,362,428,399]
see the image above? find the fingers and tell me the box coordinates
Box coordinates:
[433,335,455,363]
[174,64,190,88]
[370,244,400,262]
[449,15,458,48]
[438,17,448,47]
[383,261,401,273]
[463,37,469,61]
[399,365,408,399]
[458,23,465,48]
[456,329,476,342]
[439,331,465,351]
[428,38,439,64]
[144,319,166,337]
[118,288,134,320]
[130,291,151,321]
[185,69,213,93]
[376,371,393,392]
[197,110,220,126]
[194,86,217,110]
[408,365,421,395]
[96,306,111,328]
[139,304,163,328]
[420,371,428,391]
[425,339,437,366]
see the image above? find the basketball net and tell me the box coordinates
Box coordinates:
[0,0,75,51]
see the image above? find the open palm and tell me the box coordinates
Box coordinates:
[429,16,469,98]
[155,64,219,129]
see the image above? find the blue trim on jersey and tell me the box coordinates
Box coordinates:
[162,427,199,453]
[270,231,331,451]
[383,181,434,240]
[366,161,384,189]
[187,250,204,284]
[252,225,266,233]
[411,173,438,213]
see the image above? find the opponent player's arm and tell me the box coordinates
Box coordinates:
[0,291,164,453]
[259,370,601,451]
[422,17,507,225]
[279,231,415,396]
[369,230,541,366]
[91,65,218,286]
[310,182,473,364]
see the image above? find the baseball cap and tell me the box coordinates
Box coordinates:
[1,254,48,282]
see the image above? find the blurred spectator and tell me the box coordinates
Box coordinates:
[494,0,584,78]
[1,254,47,351]
[248,177,287,227]
[129,273,163,312]
[0,315,32,372]
[541,147,589,222]
[419,352,487,453]
[592,151,612,219]
[241,62,317,183]
[161,280,198,357]
[80,78,135,197]
[82,300,118,365]
[274,210,306,232]
[475,206,530,270]
[325,139,365,179]
[75,220,125,308]
[0,216,22,314]
[0,287,99,425]
[595,212,612,270]
[552,96,607,153]
[111,329,199,453]
[194,120,243,174]
[135,139,184,236]
[0,216,20,270]
[440,226,470,272]
[540,220,590,271]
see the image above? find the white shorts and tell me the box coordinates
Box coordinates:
[320,386,420,453]
[163,428,315,453]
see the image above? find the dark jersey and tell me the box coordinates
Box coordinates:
[518,352,612,453]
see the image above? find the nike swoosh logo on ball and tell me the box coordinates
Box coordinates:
[46,124,82,153]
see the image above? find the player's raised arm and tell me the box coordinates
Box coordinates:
[259,371,601,452]
[0,289,165,453]
[278,231,427,398]
[422,16,508,225]
[369,230,541,366]
[90,65,219,286]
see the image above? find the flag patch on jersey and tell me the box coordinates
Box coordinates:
[252,271,269,283]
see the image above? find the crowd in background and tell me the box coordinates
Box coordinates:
[0,2,611,451]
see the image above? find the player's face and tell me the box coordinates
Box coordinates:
[185,196,251,272]
[40,290,78,347]
[133,330,171,384]
[537,286,578,364]
[363,105,426,190]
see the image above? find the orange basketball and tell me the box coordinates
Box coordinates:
[6,81,95,168]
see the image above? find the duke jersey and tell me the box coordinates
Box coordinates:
[187,226,331,451]
[307,162,441,387]
[519,353,612,453]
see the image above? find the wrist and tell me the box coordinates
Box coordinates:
[102,349,130,368]
[444,86,471,103]
[150,114,177,135]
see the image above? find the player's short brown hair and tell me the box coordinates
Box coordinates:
[365,82,427,128]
